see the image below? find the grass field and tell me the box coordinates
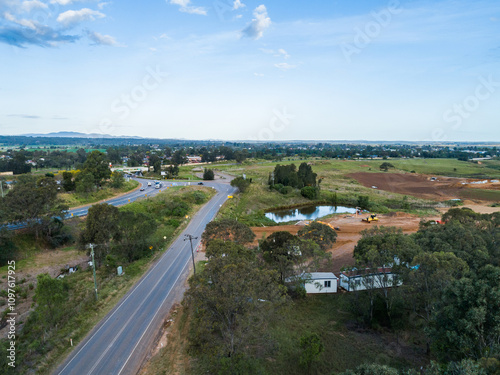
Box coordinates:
[459,188,500,202]
[58,180,139,207]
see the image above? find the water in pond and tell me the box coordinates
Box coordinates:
[265,205,357,223]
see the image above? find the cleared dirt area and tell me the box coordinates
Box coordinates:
[349,172,467,200]
[251,211,440,274]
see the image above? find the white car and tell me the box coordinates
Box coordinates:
[147,182,152,186]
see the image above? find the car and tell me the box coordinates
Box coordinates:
[140,187,145,191]
[198,182,204,185]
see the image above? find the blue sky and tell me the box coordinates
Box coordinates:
[0,0,499,141]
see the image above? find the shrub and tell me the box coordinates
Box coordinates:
[300,186,318,199]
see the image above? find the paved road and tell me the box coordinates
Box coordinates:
[54,178,236,375]
[66,177,196,218]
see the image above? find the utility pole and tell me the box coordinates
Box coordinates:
[0,179,4,198]
[89,244,98,300]
[184,234,198,275]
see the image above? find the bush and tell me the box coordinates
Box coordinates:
[300,186,318,199]
[191,191,207,204]
[166,218,180,228]
[231,176,251,192]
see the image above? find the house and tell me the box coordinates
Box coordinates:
[339,268,402,292]
[304,272,339,294]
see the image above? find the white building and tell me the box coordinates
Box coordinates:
[304,272,338,294]
[339,268,401,292]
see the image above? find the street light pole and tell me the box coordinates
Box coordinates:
[184,234,198,275]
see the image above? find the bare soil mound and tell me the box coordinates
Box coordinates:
[349,172,466,201]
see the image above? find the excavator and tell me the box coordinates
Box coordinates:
[362,214,379,223]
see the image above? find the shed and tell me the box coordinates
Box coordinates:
[304,272,338,294]
[340,268,401,292]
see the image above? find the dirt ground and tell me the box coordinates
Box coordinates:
[0,249,90,339]
[349,172,500,201]
[251,212,440,274]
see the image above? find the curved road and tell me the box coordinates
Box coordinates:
[54,176,236,375]
[66,177,194,218]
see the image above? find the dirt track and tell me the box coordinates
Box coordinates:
[349,172,466,200]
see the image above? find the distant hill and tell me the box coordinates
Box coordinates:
[21,131,141,139]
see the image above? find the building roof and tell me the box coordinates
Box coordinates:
[308,272,338,280]
[341,268,394,278]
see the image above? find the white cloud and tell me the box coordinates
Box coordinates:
[21,0,48,12]
[97,2,110,10]
[87,30,120,46]
[57,8,105,26]
[277,48,289,59]
[169,0,206,16]
[274,62,296,71]
[253,72,264,77]
[51,0,77,5]
[242,4,271,40]
[233,0,245,10]
[4,12,36,29]
[260,47,290,59]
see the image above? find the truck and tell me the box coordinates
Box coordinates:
[154,181,162,189]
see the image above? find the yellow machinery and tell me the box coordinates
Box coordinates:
[362,214,379,223]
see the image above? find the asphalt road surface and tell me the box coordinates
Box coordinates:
[54,178,236,375]
[66,177,192,218]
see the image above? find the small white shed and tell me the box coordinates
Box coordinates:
[304,272,338,294]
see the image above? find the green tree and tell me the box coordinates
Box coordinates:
[261,231,304,283]
[379,162,395,171]
[299,333,324,374]
[79,203,120,267]
[353,226,420,324]
[203,168,215,180]
[429,266,500,361]
[109,171,125,189]
[357,195,370,210]
[62,171,75,192]
[186,241,286,373]
[0,229,16,267]
[202,219,256,246]
[171,149,187,165]
[298,221,337,250]
[149,154,161,174]
[297,162,317,188]
[35,273,69,327]
[75,170,95,194]
[115,211,157,262]
[82,150,111,187]
[0,175,68,239]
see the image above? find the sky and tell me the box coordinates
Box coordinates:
[0,0,499,142]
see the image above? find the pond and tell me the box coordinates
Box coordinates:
[265,205,357,223]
